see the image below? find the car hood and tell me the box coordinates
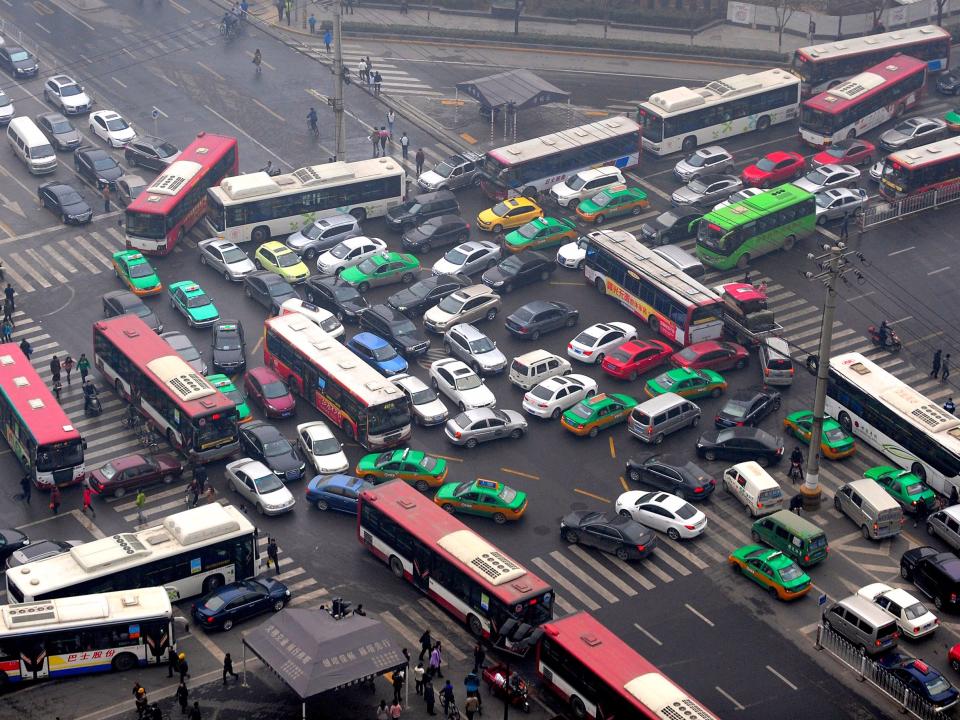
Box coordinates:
[432,258,463,275]
[791,178,822,193]
[313,451,350,474]
[188,304,219,321]
[62,92,91,108]
[461,384,496,407]
[95,165,124,181]
[473,347,507,368]
[338,265,368,284]
[481,266,513,285]
[557,242,584,260]
[63,198,92,216]
[415,397,448,418]
[260,487,295,507]
[226,258,257,275]
[55,128,82,144]
[265,449,303,475]
[388,287,424,309]
[880,129,912,146]
[418,170,445,187]
[215,347,245,363]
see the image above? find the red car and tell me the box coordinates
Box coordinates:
[811,138,875,168]
[740,151,805,188]
[87,453,184,498]
[670,340,749,372]
[601,339,673,381]
[243,366,296,419]
[949,643,960,672]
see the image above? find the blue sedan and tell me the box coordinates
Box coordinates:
[879,654,959,711]
[191,577,290,632]
[305,474,373,513]
[346,332,408,376]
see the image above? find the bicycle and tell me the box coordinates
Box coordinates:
[308,119,319,138]
[138,426,160,455]
[219,18,241,40]
[121,407,141,430]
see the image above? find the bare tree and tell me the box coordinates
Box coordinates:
[756,0,823,54]
[934,0,948,26]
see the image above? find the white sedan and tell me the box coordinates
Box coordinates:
[225,458,296,516]
[89,110,137,148]
[391,373,448,426]
[556,237,588,270]
[567,321,636,364]
[315,236,386,276]
[296,421,349,475]
[615,490,707,540]
[857,583,939,639]
[522,374,597,420]
[430,357,496,411]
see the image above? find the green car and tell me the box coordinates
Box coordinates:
[865,465,935,514]
[783,410,855,459]
[645,367,727,400]
[354,447,448,491]
[729,544,811,601]
[339,252,420,293]
[503,217,577,253]
[112,250,162,297]
[560,392,638,437]
[168,281,219,328]
[575,185,649,224]
[206,373,252,424]
[433,479,528,523]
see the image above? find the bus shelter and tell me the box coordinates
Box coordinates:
[455,69,571,142]
[242,608,409,719]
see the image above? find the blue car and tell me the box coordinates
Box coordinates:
[879,654,959,711]
[306,474,373,513]
[346,332,408,376]
[191,577,290,632]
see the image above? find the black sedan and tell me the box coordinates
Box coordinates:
[239,421,306,482]
[0,46,38,78]
[481,251,554,293]
[937,70,960,96]
[386,274,469,317]
[244,271,299,314]
[38,182,92,225]
[714,388,781,429]
[0,529,29,564]
[212,320,246,374]
[560,511,657,561]
[504,300,578,341]
[639,206,702,247]
[625,457,716,501]
[102,290,163,332]
[303,276,368,323]
[74,146,124,190]
[191,577,290,632]
[124,135,180,171]
[401,215,470,253]
[696,426,784,466]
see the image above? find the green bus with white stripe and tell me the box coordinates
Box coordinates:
[695,184,816,270]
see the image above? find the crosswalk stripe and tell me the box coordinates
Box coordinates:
[2,262,35,293]
[42,245,78,274]
[553,594,578,615]
[530,556,600,611]
[88,231,121,256]
[661,538,709,571]
[75,237,112,268]
[289,587,329,606]
[60,239,101,273]
[548,550,618,603]
[609,557,655,590]
[25,248,68,284]
[113,483,187,508]
[400,602,467,661]
[565,545,637,597]
[9,252,51,288]
[640,556,673,583]
[648,548,690,577]
[285,578,318,592]
[380,610,425,650]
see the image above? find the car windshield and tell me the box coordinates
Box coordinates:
[330,243,353,259]
[420,456,438,471]
[688,179,709,193]
[492,202,510,216]
[925,676,952,696]
[105,116,129,131]
[893,120,915,134]
[410,387,437,404]
[302,222,325,240]
[779,564,804,582]
[433,161,455,178]
[312,437,341,456]
[499,255,524,272]
[128,263,154,279]
[357,258,378,274]
[591,192,614,208]
[262,439,289,457]
[372,344,398,362]
[903,602,929,620]
[215,333,240,350]
[10,51,30,62]
[332,284,360,300]
[565,175,587,190]
[825,146,847,159]
[253,473,285,494]
[655,373,676,389]
[93,157,117,170]
[516,222,540,239]
[815,193,834,208]
[98,462,118,480]
[686,153,708,168]
[132,304,153,319]
[157,142,178,157]
[755,157,777,172]
[469,336,495,354]
[178,344,200,362]
[824,427,847,443]
[222,247,248,264]
[437,295,464,313]
[454,373,481,391]
[262,381,288,399]
[444,248,468,265]
[50,119,73,133]
[0,95,9,108]
[803,169,828,186]
[276,252,301,268]
[186,295,210,308]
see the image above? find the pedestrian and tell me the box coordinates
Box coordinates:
[365,55,374,85]
[398,132,410,161]
[414,662,425,695]
[168,647,180,678]
[424,680,436,716]
[742,270,751,285]
[789,493,803,515]
[377,700,390,720]
[5,282,15,312]
[419,629,432,660]
[389,700,402,719]
[464,694,479,720]
[946,397,957,415]
[19,338,31,360]
[1,318,12,343]
[345,0,354,14]
[2,298,12,324]
[472,643,485,673]
[379,127,388,154]
[839,213,849,240]
[415,148,425,176]
[915,497,932,528]
[400,0,409,13]
[392,667,405,703]
[463,671,481,715]
[267,537,280,574]
[440,680,454,716]
[308,13,316,34]
[387,110,396,137]
[374,71,382,97]
[135,488,146,524]
[134,683,148,719]
[50,355,60,379]
[276,0,283,21]
[49,484,61,516]
[63,354,74,385]
[189,702,202,720]
[102,184,111,213]
[53,378,62,402]
[223,652,239,684]
[284,0,292,25]
[176,680,189,714]
[82,483,96,517]
[188,479,200,509]
[429,642,443,678]
[194,463,207,494]
[943,354,952,383]
[178,652,190,682]
[371,129,381,158]
[358,58,367,84]
[933,349,943,378]
[20,470,31,504]
[324,28,332,53]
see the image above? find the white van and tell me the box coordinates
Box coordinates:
[722,461,784,516]
[278,298,345,340]
[508,349,571,390]
[7,117,57,174]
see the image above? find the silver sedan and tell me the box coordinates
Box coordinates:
[444,408,527,448]
[814,188,868,224]
[198,239,257,281]
[671,174,742,207]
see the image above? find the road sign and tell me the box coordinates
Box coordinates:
[151,107,161,120]
[818,592,827,607]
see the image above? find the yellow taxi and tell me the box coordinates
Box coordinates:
[476,197,543,233]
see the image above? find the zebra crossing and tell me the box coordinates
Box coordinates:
[299,41,442,98]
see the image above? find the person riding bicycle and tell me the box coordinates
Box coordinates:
[307,107,319,136]
[124,404,139,428]
[222,11,239,35]
[253,48,262,73]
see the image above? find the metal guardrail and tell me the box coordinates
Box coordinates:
[861,179,960,231]
[815,623,947,719]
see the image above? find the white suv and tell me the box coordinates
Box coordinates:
[43,75,92,115]
[550,166,625,208]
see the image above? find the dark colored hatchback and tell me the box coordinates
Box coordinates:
[560,510,657,561]
[696,427,784,466]
[244,271,299,314]
[387,274,469,317]
[625,456,716,501]
[639,206,701,247]
[191,578,290,632]
[359,304,430,357]
[715,388,781,428]
[504,300,578,341]
[303,276,368,323]
[401,215,470,253]
[481,251,554,293]
[74,146,124,189]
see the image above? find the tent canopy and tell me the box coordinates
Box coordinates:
[456,69,570,112]
[242,609,407,700]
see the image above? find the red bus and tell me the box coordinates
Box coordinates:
[358,480,554,639]
[879,136,960,199]
[799,54,927,147]
[92,315,240,463]
[124,132,239,255]
[0,344,84,489]
[538,613,720,720]
[263,314,412,450]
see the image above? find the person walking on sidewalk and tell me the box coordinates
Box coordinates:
[392,667,405,703]
[415,148,425,176]
[358,58,367,85]
[377,700,390,720]
[429,642,443,679]
[379,127,388,155]
[419,629,432,661]
[464,694,479,720]
[82,483,96,517]
[1,318,12,343]
[275,0,283,21]
[176,680,189,714]
[2,298,12,325]
[324,28,332,53]
[371,129,381,158]
[389,700,402,719]
[284,0,292,25]
[63,354,74,385]
[189,702,202,720]
[400,132,409,160]
[472,643,485,673]
[423,680,436,716]
[20,470,31,504]
[267,537,280,574]
[387,111,396,137]
[178,652,190,682]
[839,213,849,241]
[414,662,425,695]
[223,652,239,683]
[49,484,61,516]
[933,349,943,378]
[373,71,382,97]
[5,282,16,313]
[308,13,316,34]
[943,354,952,383]
[134,683,148,719]
[135,488,146,524]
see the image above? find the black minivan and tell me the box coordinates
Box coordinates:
[385,190,460,231]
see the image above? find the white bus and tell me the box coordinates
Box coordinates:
[0,588,176,687]
[205,158,406,245]
[827,352,960,501]
[637,68,800,156]
[6,504,258,603]
[479,117,640,200]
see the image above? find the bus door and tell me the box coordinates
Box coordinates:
[412,544,431,592]
[19,639,48,680]
[144,622,171,665]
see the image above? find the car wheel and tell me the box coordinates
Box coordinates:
[273,599,285,612]
[551,407,561,420]
[530,330,540,341]
[493,224,503,234]
[357,282,369,293]
[768,586,779,601]
[113,487,126,499]
[401,272,414,284]
[927,522,936,536]
[493,512,507,525]
[704,450,716,461]
[467,614,484,639]
[691,415,700,427]
[744,504,754,517]
[619,509,632,519]
[245,286,253,298]
[539,270,550,281]
[256,503,265,515]
[900,564,911,580]
[588,426,598,438]
[667,527,681,541]
[441,503,456,514]
[861,525,871,540]
[615,547,630,560]
[756,455,769,468]
[563,530,580,544]
[594,215,605,225]
[421,242,432,254]
[629,468,641,482]
[485,308,497,321]
[222,619,234,632]
[936,595,945,610]
[415,479,429,492]
[316,499,329,511]
[565,315,577,328]
[834,496,841,511]
[773,398,782,411]
[710,387,722,398]
[751,529,761,543]
[465,438,478,449]
[510,428,523,440]
[734,358,746,370]
[62,213,69,225]
[653,433,664,445]
[163,474,175,485]
[503,283,513,293]
[595,352,605,364]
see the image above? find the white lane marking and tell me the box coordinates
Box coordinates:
[888,245,915,256]
[203,104,294,169]
[661,537,709,570]
[641,557,672,583]
[633,623,662,646]
[289,587,329,606]
[380,610,425,650]
[60,239,100,273]
[2,263,35,293]
[548,550,619,603]
[25,249,66,283]
[929,266,951,275]
[169,0,191,14]
[889,315,913,325]
[715,686,746,711]
[649,548,691,577]
[530,556,601,611]
[43,245,78,274]
[567,545,637,597]
[9,252,50,288]
[35,22,51,34]
[88,231,121,255]
[251,98,285,123]
[766,665,798,691]
[112,77,127,89]
[196,62,225,82]
[684,603,714,627]
[845,290,875,301]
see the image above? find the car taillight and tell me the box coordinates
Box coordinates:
[567,343,573,349]
[537,402,547,408]
[873,523,878,531]
[777,447,784,455]
[647,426,653,435]
[454,431,462,439]
[583,350,593,356]
[789,368,795,375]
[736,421,744,427]
[875,639,881,646]
[694,486,703,493]
[636,545,645,552]
[684,525,696,530]
[913,627,920,634]
[466,223,471,230]
[911,499,917,505]
[951,593,957,604]
[207,616,215,624]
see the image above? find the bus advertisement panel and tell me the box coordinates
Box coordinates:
[206,159,406,245]
[124,132,239,255]
[879,136,960,199]
[638,68,800,156]
[0,344,84,489]
[358,480,554,639]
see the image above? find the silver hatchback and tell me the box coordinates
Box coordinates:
[444,408,527,448]
[443,323,507,375]
[285,213,361,262]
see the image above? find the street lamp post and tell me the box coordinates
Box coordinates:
[332,0,346,160]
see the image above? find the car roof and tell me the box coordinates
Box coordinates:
[696,145,728,157]
[392,374,428,391]
[107,454,145,470]
[316,213,357,228]
[321,474,363,490]
[457,408,498,423]
[518,300,554,313]
[248,366,281,382]
[450,285,493,301]
[353,332,388,348]
[50,74,76,85]
[245,420,282,439]
[764,150,799,161]
[449,322,486,340]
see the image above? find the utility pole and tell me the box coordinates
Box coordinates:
[332,0,346,161]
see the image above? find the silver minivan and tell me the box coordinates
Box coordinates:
[759,336,794,387]
[822,595,900,656]
[927,506,960,552]
[651,245,705,279]
[834,479,902,540]
[627,393,700,444]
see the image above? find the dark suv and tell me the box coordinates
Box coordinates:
[901,547,960,611]
[387,274,469,317]
[385,190,460,231]
[359,304,430,357]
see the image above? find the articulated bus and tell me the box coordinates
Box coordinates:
[879,136,960,199]
[696,184,816,270]
[0,588,176,687]
[637,68,800,156]
[792,25,950,96]
[124,132,239,255]
[0,344,84,489]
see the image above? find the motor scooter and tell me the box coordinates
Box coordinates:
[83,381,102,417]
[868,324,902,352]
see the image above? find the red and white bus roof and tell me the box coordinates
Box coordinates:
[359,480,552,605]
[794,25,949,65]
[487,117,639,167]
[887,136,960,169]
[0,344,80,446]
[802,54,927,114]
[541,613,720,720]
[93,315,234,418]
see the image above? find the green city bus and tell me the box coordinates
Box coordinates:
[695,184,816,270]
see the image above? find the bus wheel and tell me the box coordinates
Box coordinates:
[736,253,751,270]
[251,226,270,244]
[202,575,224,594]
[350,208,367,222]
[594,278,606,295]
[648,316,659,334]
[838,411,852,433]
[467,614,484,639]
[111,652,138,673]
[389,555,404,578]
[681,136,697,153]
[756,115,771,132]
[911,462,927,483]
[783,235,796,251]
[570,696,587,720]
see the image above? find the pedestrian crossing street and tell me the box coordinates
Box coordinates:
[300,41,443,97]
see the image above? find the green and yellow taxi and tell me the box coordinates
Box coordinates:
[476,196,543,233]
[355,447,448,491]
[561,392,638,437]
[254,240,311,284]
[112,250,162,297]
[339,251,420,292]
[645,367,726,400]
[865,465,936,513]
[168,281,219,328]
[729,544,811,601]
[206,373,252,424]
[945,108,960,132]
[434,479,527,523]
[503,217,577,253]
[783,410,855,460]
[575,184,649,225]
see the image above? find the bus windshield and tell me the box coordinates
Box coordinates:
[697,222,728,252]
[639,110,664,142]
[36,439,84,473]
[367,401,411,435]
[125,211,166,239]
[799,107,831,133]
